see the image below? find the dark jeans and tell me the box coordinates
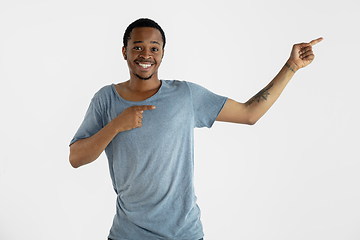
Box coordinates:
[108,238,203,240]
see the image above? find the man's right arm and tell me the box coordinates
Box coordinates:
[69,105,155,168]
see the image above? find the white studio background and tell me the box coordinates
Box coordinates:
[0,0,359,239]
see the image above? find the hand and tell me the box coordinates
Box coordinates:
[288,37,323,71]
[113,105,156,132]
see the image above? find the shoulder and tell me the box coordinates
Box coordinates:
[94,84,114,97]
[89,84,116,110]
[160,80,201,97]
[161,80,186,91]
[91,84,117,101]
[182,81,210,95]
[161,80,200,91]
[161,80,215,98]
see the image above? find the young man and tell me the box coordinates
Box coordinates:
[69,18,322,240]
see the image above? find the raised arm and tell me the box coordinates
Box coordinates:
[216,37,323,125]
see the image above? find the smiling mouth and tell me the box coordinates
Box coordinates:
[138,63,152,68]
[136,61,154,70]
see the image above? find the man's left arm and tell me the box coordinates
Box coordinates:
[216,37,323,125]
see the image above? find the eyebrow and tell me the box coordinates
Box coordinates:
[133,40,161,46]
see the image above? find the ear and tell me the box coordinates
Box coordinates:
[122,46,127,60]
[162,49,165,59]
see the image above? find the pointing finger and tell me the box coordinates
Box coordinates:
[140,105,156,110]
[136,105,156,112]
[310,37,323,46]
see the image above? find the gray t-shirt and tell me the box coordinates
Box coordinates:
[70,80,227,240]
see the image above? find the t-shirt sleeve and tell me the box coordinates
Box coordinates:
[69,94,104,146]
[187,82,228,128]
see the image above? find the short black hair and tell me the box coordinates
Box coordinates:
[123,18,166,49]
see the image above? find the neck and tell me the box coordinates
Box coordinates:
[128,74,161,93]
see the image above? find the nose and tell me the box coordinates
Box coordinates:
[139,48,152,60]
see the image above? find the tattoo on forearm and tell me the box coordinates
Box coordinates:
[247,83,274,105]
[285,62,296,73]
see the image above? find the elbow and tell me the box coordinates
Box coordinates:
[242,106,260,125]
[69,145,83,168]
[247,120,257,126]
[246,116,259,126]
[231,116,258,125]
[69,142,84,168]
[69,143,96,168]
[69,154,81,168]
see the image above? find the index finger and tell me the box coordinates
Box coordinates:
[137,105,156,111]
[310,37,323,46]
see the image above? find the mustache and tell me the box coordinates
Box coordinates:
[135,59,155,64]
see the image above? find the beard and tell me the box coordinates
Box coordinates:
[135,73,154,80]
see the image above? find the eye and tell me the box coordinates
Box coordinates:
[133,46,142,50]
[152,47,159,52]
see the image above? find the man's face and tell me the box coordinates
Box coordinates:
[122,27,164,81]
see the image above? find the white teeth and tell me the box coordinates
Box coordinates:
[138,63,151,68]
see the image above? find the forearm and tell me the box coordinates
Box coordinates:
[69,105,153,168]
[245,61,297,124]
[69,121,119,168]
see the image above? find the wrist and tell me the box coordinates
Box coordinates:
[285,60,299,73]
[108,118,123,134]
